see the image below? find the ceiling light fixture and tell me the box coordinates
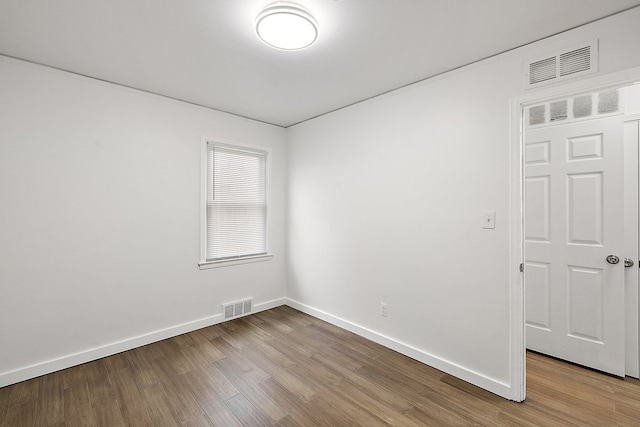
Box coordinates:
[256,2,318,50]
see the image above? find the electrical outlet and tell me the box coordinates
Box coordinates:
[380,302,388,317]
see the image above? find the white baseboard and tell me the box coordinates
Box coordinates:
[285,298,513,400]
[0,297,285,388]
[1,296,512,401]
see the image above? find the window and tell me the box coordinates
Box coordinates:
[200,140,271,268]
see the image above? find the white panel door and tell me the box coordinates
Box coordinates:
[525,116,626,376]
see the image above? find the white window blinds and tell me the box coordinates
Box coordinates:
[206,142,268,261]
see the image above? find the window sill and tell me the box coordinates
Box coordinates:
[198,254,273,269]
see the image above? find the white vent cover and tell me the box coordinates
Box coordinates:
[525,40,598,89]
[529,57,556,84]
[223,298,253,320]
[559,46,592,77]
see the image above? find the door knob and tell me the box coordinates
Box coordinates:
[624,258,635,268]
[606,255,620,264]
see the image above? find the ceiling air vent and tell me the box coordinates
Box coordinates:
[525,40,598,89]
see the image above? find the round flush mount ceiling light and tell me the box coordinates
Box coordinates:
[256,2,318,50]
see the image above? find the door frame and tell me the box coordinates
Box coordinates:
[623,114,640,378]
[509,66,640,402]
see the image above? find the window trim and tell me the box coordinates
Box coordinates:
[199,136,273,269]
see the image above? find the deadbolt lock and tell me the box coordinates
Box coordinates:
[624,258,635,268]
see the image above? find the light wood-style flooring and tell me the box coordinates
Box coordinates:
[1,305,640,426]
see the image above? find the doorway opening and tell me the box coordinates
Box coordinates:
[515,73,640,401]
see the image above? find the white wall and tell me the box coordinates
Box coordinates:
[0,56,287,386]
[2,7,640,398]
[625,84,640,114]
[287,7,640,398]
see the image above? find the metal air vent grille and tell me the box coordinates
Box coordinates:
[559,46,591,77]
[525,40,598,89]
[222,298,253,320]
[529,57,557,85]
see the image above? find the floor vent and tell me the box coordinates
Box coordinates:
[223,298,253,320]
[526,40,598,89]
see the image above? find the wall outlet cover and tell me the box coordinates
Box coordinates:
[380,302,388,317]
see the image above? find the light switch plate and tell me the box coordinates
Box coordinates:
[482,211,496,229]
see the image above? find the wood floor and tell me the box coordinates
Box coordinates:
[2,306,640,426]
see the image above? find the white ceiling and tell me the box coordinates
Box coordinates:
[1,0,639,127]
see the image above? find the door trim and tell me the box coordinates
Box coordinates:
[624,115,640,378]
[509,66,640,402]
